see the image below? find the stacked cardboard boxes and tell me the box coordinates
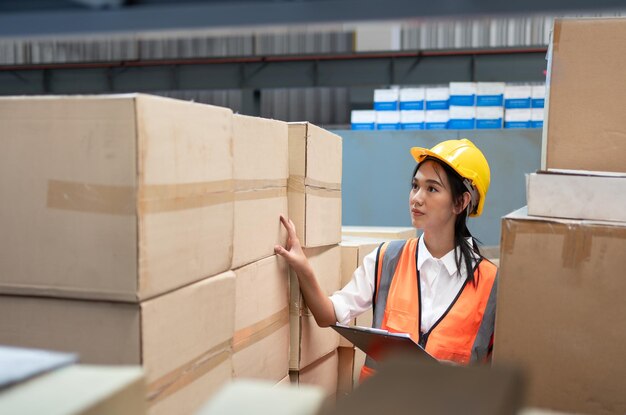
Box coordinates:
[0,94,237,415]
[0,364,147,414]
[287,122,343,399]
[494,18,626,415]
[230,114,290,385]
[336,238,380,398]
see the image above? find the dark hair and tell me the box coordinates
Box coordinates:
[412,158,484,285]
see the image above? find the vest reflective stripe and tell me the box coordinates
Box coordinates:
[361,238,498,381]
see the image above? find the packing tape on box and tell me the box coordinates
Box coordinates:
[552,19,562,53]
[234,187,287,202]
[147,339,231,405]
[503,219,594,269]
[232,306,289,353]
[234,178,288,192]
[288,176,341,193]
[47,179,235,215]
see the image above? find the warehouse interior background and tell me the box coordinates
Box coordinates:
[2,1,626,415]
[2,0,624,246]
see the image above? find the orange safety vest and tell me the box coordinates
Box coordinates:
[360,238,498,381]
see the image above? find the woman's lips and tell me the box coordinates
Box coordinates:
[411,209,424,217]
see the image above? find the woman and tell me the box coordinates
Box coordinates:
[275,138,498,379]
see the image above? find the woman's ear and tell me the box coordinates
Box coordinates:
[454,192,471,214]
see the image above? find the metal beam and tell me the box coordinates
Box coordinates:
[0,49,547,95]
[0,0,624,37]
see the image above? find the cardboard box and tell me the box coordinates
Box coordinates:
[425,87,450,110]
[233,256,290,382]
[336,309,373,394]
[338,238,380,347]
[288,122,342,248]
[0,365,146,414]
[527,170,626,223]
[275,375,292,386]
[449,82,477,106]
[329,357,523,415]
[337,347,356,398]
[373,89,399,111]
[543,18,626,173]
[351,110,376,130]
[400,110,425,130]
[375,111,400,130]
[425,110,449,130]
[232,114,288,269]
[476,82,505,107]
[341,226,416,240]
[197,379,327,415]
[399,88,425,110]
[290,245,341,370]
[290,350,339,401]
[0,94,233,302]
[0,272,236,415]
[494,207,626,414]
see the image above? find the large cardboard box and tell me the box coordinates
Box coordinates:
[338,238,380,347]
[233,256,290,382]
[543,18,626,173]
[290,245,341,370]
[197,380,327,415]
[0,365,146,414]
[341,226,417,240]
[330,358,523,415]
[527,170,626,223]
[0,94,233,302]
[0,272,236,415]
[232,115,288,269]
[288,122,342,248]
[337,310,372,396]
[290,350,339,401]
[494,208,626,414]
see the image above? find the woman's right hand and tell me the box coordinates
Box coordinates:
[274,215,313,276]
[274,215,337,327]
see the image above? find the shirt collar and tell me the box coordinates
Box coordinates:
[417,236,477,276]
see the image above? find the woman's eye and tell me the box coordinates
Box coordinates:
[411,183,418,190]
[428,186,437,193]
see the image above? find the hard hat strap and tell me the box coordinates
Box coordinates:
[463,179,479,215]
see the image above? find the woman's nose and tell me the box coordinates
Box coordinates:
[411,188,424,205]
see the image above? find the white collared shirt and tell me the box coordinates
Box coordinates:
[329,237,476,333]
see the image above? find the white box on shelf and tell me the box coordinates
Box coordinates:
[531,84,546,108]
[399,88,425,110]
[373,89,399,111]
[531,108,544,129]
[504,108,531,129]
[425,110,449,130]
[448,106,476,130]
[375,111,400,130]
[476,82,505,107]
[475,106,503,129]
[504,85,532,109]
[449,82,476,106]
[425,87,450,110]
[400,110,425,130]
[350,110,376,130]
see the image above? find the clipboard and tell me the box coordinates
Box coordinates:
[331,324,436,363]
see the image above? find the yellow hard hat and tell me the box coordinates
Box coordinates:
[410,138,491,217]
